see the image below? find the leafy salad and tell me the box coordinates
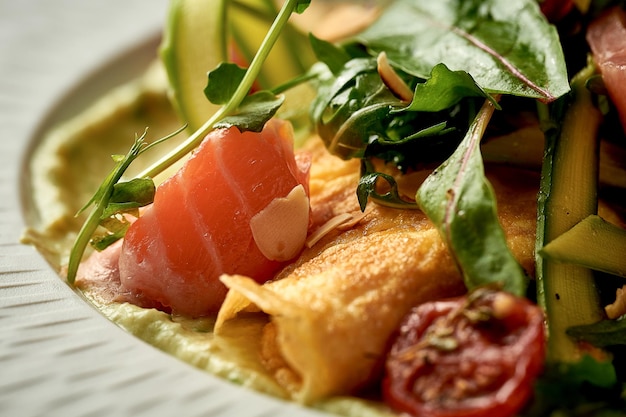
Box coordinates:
[57,0,626,416]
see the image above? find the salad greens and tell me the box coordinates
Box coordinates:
[416,98,528,297]
[66,126,186,284]
[308,0,568,297]
[66,0,626,414]
[522,355,625,416]
[204,62,285,131]
[354,0,570,100]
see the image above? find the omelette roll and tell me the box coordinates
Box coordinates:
[214,206,469,403]
[214,140,539,404]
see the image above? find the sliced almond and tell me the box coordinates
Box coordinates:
[605,285,626,319]
[337,210,368,230]
[305,213,354,248]
[250,184,310,262]
[377,51,414,102]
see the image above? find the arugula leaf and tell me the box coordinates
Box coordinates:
[309,33,352,75]
[310,57,480,169]
[214,90,284,132]
[356,160,419,211]
[204,62,248,105]
[311,58,401,160]
[567,317,626,347]
[402,63,495,112]
[522,356,626,416]
[293,0,310,14]
[415,99,528,296]
[91,215,133,252]
[354,0,570,102]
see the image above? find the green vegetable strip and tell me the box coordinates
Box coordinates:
[137,0,303,180]
[160,0,227,132]
[536,63,604,363]
[541,214,626,279]
[230,0,312,85]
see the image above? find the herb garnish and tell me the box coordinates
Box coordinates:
[66,0,311,284]
[66,126,186,284]
[137,0,311,180]
[308,0,568,295]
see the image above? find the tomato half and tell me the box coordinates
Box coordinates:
[383,288,545,417]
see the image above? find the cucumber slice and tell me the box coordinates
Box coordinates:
[536,62,605,363]
[160,0,226,133]
[160,0,314,133]
[540,214,626,278]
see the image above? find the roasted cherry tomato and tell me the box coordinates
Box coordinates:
[383,288,545,417]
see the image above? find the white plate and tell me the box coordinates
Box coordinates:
[0,2,326,416]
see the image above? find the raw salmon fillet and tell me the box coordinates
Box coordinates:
[118,119,310,316]
[587,7,626,130]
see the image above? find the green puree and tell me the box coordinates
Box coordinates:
[24,62,395,417]
[24,63,182,270]
[100,301,287,398]
[96,301,394,417]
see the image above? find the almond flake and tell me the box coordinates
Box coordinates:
[250,185,310,262]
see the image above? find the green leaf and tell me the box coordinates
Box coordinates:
[310,58,380,128]
[356,171,419,211]
[523,356,625,416]
[402,63,494,112]
[309,55,486,171]
[214,90,285,132]
[66,126,186,284]
[294,0,310,14]
[108,178,155,204]
[91,215,134,251]
[311,58,401,160]
[309,33,351,75]
[204,62,248,105]
[567,317,626,347]
[354,0,570,101]
[559,355,619,389]
[416,99,528,296]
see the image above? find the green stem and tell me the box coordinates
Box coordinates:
[66,142,141,283]
[233,0,310,76]
[137,0,300,179]
[66,126,186,284]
